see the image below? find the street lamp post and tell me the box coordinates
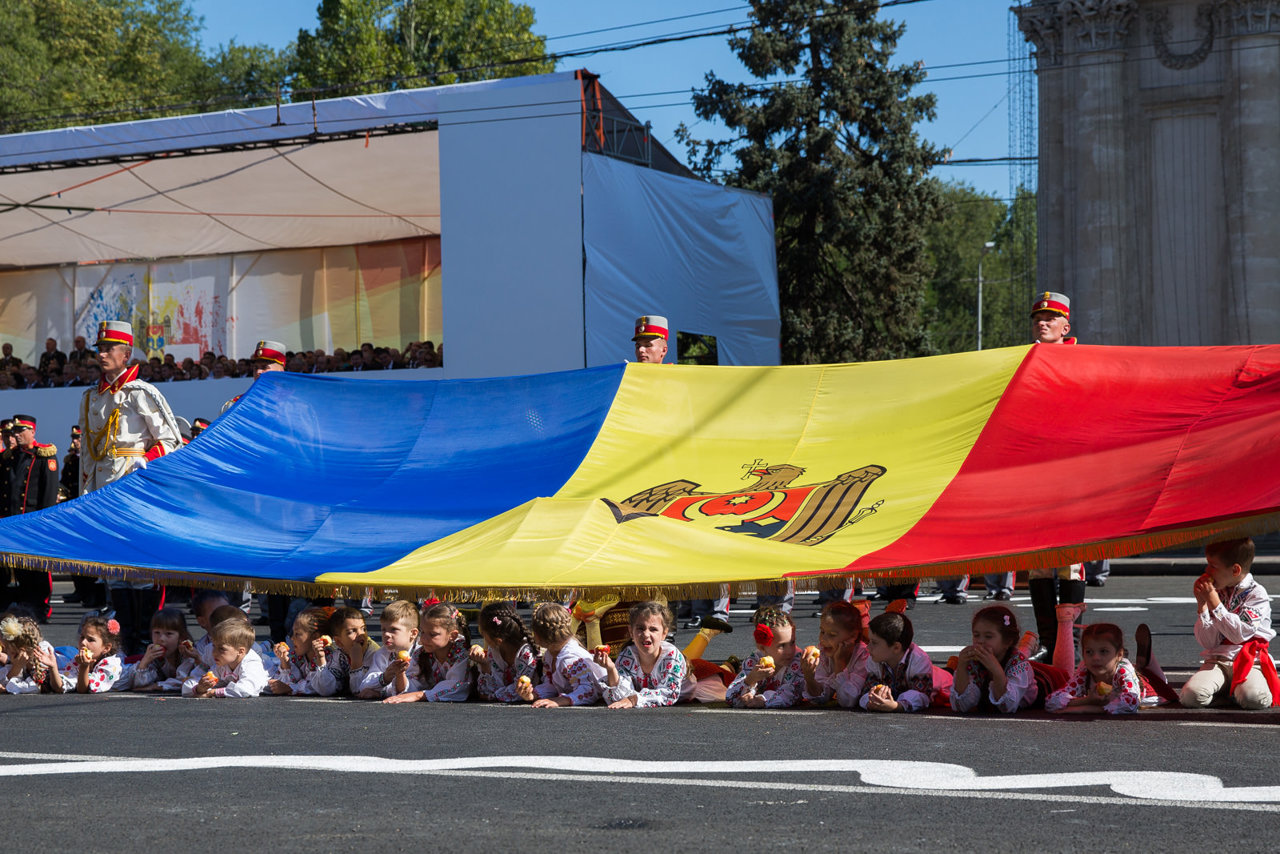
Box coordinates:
[977,241,996,351]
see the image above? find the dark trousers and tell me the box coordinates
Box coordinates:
[13,569,52,618]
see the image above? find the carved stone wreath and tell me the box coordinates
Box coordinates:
[1147,3,1218,71]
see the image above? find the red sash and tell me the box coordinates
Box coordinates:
[1231,638,1279,707]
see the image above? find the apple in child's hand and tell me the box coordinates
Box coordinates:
[803,645,820,663]
[318,635,332,649]
[517,675,532,687]
[758,656,775,669]
[470,644,487,659]
[180,640,194,651]
[594,645,610,656]
[396,650,411,662]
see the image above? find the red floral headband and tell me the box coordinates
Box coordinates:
[106,618,121,635]
[753,623,775,646]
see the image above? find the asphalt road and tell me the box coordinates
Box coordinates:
[3,573,1277,853]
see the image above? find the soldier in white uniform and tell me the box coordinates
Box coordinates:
[80,320,182,653]
[220,339,286,416]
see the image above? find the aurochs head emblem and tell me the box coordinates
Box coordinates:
[615,460,885,547]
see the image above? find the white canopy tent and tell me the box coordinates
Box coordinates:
[0,71,778,386]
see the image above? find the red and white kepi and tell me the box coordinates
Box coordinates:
[1030,291,1070,318]
[95,320,134,349]
[252,340,287,366]
[631,315,669,342]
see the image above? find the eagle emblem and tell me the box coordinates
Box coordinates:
[616,461,885,547]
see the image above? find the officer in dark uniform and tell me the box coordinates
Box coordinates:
[2,415,59,620]
[60,425,80,500]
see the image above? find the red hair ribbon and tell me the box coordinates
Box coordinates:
[106,619,121,635]
[753,623,774,647]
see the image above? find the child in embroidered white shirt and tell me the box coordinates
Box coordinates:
[131,607,197,692]
[1045,622,1158,714]
[595,601,693,708]
[331,606,379,695]
[801,600,870,707]
[188,590,233,672]
[52,615,124,694]
[515,603,606,708]
[0,614,58,694]
[472,603,540,703]
[269,606,343,696]
[357,600,420,699]
[950,605,1038,714]
[189,618,269,699]
[725,607,805,709]
[858,612,934,712]
[1180,537,1277,710]
[384,603,472,704]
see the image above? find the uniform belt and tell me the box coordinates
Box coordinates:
[110,445,147,458]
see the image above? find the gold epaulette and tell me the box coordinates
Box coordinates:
[35,443,58,458]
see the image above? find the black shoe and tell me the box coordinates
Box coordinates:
[1087,578,1106,587]
[699,616,733,633]
[683,617,703,629]
[994,591,1012,601]
[982,592,996,600]
[939,594,965,605]
[1134,623,1152,672]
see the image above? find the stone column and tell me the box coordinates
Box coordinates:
[1018,3,1067,298]
[1220,3,1280,342]
[1062,1,1136,344]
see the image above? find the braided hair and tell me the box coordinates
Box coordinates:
[0,614,43,651]
[0,614,50,689]
[478,602,543,681]
[417,603,472,678]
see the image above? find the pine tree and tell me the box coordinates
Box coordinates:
[677,0,944,364]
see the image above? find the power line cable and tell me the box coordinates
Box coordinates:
[0,0,945,131]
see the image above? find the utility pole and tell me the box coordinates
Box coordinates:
[977,241,995,350]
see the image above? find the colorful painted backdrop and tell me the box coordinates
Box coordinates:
[0,236,441,362]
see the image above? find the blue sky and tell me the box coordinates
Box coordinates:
[191,0,1022,199]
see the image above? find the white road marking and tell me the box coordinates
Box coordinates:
[0,751,123,762]
[919,646,963,654]
[425,769,1280,812]
[0,755,1276,806]
[1092,607,1148,612]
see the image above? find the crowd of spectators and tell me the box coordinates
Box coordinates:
[0,337,443,391]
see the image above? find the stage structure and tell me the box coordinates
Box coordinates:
[1016,0,1280,346]
[0,71,778,377]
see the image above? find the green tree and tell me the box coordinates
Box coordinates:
[0,0,210,133]
[291,0,551,96]
[193,42,291,109]
[923,182,1005,354]
[995,185,1038,344]
[677,0,944,364]
[922,182,1038,354]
